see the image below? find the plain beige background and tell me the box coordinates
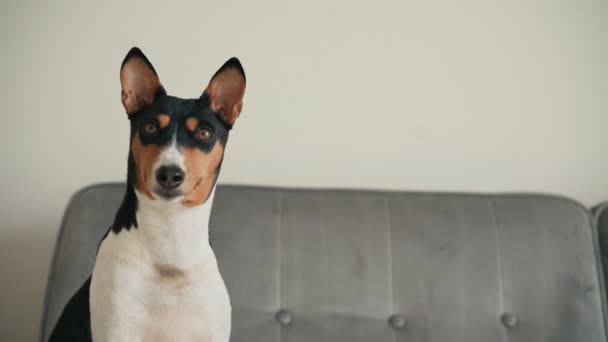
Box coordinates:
[1,0,607,340]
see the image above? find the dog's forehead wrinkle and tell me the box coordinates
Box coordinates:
[159,95,201,116]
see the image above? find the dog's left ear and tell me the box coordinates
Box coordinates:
[202,58,246,128]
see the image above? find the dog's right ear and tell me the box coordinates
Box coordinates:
[120,47,165,116]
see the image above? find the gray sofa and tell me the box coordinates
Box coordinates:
[41,184,608,341]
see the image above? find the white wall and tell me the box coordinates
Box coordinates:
[1,0,607,340]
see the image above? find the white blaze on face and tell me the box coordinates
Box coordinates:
[152,136,185,185]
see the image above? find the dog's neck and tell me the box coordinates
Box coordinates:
[132,186,217,268]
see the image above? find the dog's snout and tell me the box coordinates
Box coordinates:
[156,165,184,189]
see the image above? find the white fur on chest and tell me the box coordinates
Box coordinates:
[90,189,231,342]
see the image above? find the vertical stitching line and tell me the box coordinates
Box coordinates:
[276,190,283,341]
[384,195,396,342]
[489,199,508,342]
[321,195,330,333]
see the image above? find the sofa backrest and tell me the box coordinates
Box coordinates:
[41,184,607,341]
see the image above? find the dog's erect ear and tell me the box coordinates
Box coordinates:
[120,47,165,116]
[201,58,246,128]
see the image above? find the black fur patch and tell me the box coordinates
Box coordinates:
[110,152,139,234]
[48,277,92,342]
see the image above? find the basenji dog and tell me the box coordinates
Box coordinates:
[49,47,246,342]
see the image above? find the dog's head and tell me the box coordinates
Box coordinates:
[120,48,245,207]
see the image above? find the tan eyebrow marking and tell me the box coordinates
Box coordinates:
[186,117,199,132]
[157,114,170,128]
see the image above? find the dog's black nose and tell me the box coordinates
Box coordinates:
[156,165,185,189]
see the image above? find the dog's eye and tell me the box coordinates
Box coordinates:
[142,121,159,137]
[195,127,213,142]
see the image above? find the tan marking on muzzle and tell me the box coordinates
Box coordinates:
[157,114,170,128]
[131,133,162,200]
[181,142,224,207]
[185,117,199,132]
